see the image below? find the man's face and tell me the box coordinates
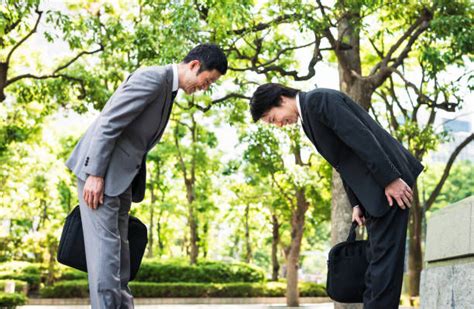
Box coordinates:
[261,102,299,127]
[182,60,221,94]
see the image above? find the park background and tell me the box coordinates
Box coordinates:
[0,0,473,308]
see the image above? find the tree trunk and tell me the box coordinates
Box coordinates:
[286,188,308,307]
[46,235,58,286]
[271,214,280,281]
[408,183,423,300]
[332,7,370,309]
[244,203,252,263]
[147,185,155,258]
[202,221,209,259]
[0,62,7,102]
[186,180,198,264]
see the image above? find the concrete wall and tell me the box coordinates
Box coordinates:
[420,196,474,309]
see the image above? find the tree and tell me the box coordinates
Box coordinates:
[242,125,331,306]
[171,100,221,264]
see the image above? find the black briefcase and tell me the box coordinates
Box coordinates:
[326,221,368,303]
[57,205,148,281]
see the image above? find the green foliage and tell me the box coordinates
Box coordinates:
[40,280,89,298]
[0,280,28,295]
[134,260,265,283]
[420,161,474,213]
[241,126,284,178]
[56,269,87,281]
[0,292,26,308]
[40,280,326,298]
[0,262,41,291]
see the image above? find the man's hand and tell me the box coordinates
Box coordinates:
[83,175,104,209]
[352,206,366,226]
[385,178,413,210]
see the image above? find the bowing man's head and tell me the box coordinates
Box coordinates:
[250,83,300,127]
[179,43,228,94]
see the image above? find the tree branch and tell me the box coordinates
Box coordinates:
[6,7,43,66]
[53,46,103,74]
[370,8,432,83]
[425,133,474,211]
[6,46,103,86]
[177,93,251,112]
[232,14,301,35]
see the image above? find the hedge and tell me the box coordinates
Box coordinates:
[0,280,28,295]
[57,269,88,281]
[134,260,265,283]
[40,280,89,298]
[0,292,27,308]
[0,272,40,292]
[40,280,327,298]
[0,262,41,291]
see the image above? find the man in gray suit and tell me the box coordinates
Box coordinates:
[66,43,228,308]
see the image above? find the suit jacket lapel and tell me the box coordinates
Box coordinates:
[300,92,316,144]
[147,65,174,150]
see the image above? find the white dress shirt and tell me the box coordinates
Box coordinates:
[172,64,179,92]
[296,92,303,124]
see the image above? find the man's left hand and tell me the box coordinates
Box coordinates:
[385,178,413,210]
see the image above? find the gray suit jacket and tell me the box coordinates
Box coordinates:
[66,65,174,202]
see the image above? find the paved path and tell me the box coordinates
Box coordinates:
[20,304,415,309]
[20,305,334,309]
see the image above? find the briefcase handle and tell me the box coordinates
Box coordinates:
[347,221,360,242]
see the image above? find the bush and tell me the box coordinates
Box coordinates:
[0,292,27,308]
[40,280,89,298]
[40,280,327,298]
[57,269,87,281]
[299,282,327,297]
[0,262,41,291]
[134,260,265,283]
[0,280,28,295]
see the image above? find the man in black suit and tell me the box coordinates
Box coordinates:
[249,83,424,309]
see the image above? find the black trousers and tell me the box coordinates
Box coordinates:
[363,205,409,309]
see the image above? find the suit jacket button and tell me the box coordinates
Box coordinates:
[136,165,140,169]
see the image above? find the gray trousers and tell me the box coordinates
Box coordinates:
[77,179,134,309]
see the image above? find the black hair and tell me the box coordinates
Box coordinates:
[249,83,300,122]
[183,43,228,75]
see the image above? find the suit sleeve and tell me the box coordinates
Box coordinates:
[83,69,165,177]
[311,92,401,188]
[342,179,360,207]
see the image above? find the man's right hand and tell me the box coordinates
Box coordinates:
[352,206,366,226]
[83,175,104,209]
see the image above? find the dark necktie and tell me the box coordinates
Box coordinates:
[171,90,178,102]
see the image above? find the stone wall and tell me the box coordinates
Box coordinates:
[420,196,474,309]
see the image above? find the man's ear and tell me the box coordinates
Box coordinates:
[280,95,287,105]
[189,60,201,72]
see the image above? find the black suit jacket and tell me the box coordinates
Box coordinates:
[299,88,423,217]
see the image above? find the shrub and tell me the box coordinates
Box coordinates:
[0,262,41,291]
[40,280,327,298]
[0,280,28,295]
[299,282,327,297]
[40,280,89,298]
[0,272,40,292]
[57,269,87,281]
[0,292,27,308]
[134,260,265,283]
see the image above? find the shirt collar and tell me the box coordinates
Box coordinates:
[296,92,303,124]
[172,64,179,92]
